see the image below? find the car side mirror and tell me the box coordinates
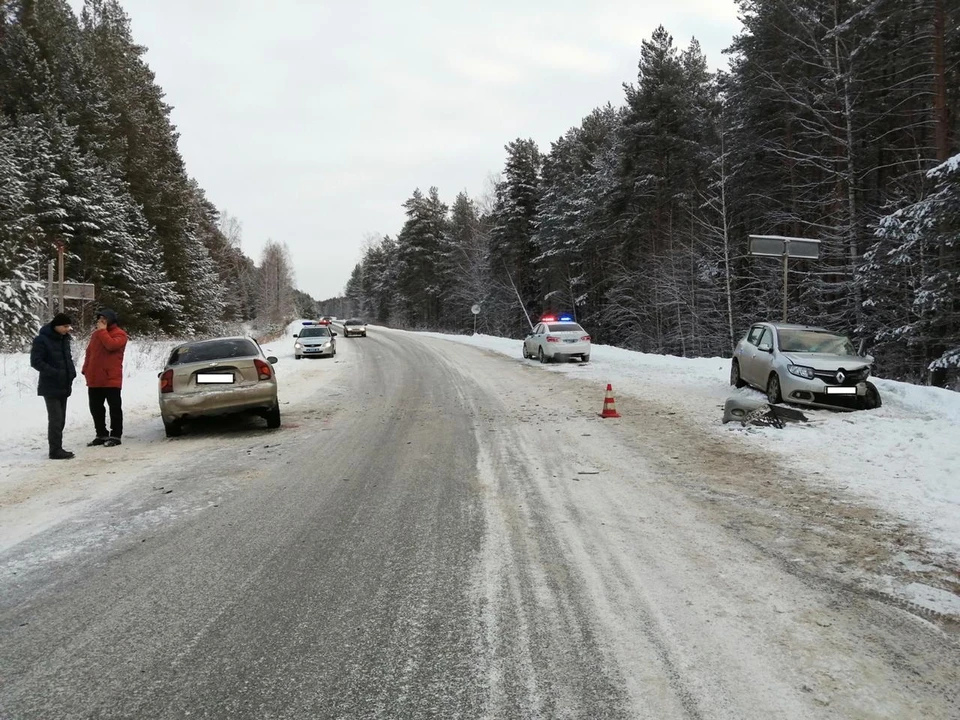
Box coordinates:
[292,333,298,338]
[267,356,278,364]
[157,371,162,378]
[758,343,773,353]
[332,332,338,336]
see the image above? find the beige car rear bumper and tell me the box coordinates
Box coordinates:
[160,382,278,422]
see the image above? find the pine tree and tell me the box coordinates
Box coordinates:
[394,187,450,327]
[863,154,960,385]
[489,139,542,333]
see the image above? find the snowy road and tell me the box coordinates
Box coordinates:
[1,327,959,719]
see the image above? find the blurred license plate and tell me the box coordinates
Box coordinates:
[564,339,577,343]
[825,386,856,394]
[305,347,320,352]
[197,373,234,384]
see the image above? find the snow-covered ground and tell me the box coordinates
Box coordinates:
[418,330,960,563]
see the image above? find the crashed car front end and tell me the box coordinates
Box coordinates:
[777,357,873,409]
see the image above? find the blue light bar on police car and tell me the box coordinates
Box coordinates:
[302,321,316,325]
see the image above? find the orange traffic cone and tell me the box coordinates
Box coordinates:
[599,383,621,418]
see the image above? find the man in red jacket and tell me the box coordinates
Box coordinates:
[83,308,128,447]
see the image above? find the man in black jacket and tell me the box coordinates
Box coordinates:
[31,313,78,460]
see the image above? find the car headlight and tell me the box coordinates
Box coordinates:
[295,342,302,349]
[787,364,815,380]
[323,342,331,348]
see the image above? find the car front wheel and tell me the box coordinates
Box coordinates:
[860,381,882,410]
[731,360,746,388]
[766,373,783,404]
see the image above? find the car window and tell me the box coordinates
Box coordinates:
[547,323,584,333]
[757,328,773,348]
[299,327,331,338]
[168,338,259,365]
[747,326,764,345]
[778,329,855,354]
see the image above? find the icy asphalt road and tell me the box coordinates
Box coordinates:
[1,328,958,719]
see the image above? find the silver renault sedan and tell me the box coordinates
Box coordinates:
[731,322,881,409]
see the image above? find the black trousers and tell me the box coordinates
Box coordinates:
[88,387,123,438]
[44,396,68,452]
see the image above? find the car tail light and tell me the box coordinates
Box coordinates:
[546,336,560,343]
[254,359,273,381]
[159,369,174,393]
[581,335,591,342]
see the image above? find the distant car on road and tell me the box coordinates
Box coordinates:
[293,324,337,359]
[342,319,367,337]
[158,336,280,437]
[522,315,591,363]
[318,317,332,326]
[731,322,881,410]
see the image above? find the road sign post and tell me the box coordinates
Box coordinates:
[56,241,65,312]
[748,235,821,322]
[471,304,481,334]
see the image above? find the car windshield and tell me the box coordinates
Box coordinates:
[299,327,331,338]
[345,320,363,325]
[547,323,584,333]
[168,338,259,365]
[777,329,855,355]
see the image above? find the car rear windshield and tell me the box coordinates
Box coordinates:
[778,330,855,355]
[299,327,331,338]
[547,323,584,333]
[345,320,363,325]
[168,338,259,365]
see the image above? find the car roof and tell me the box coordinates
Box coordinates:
[177,335,256,346]
[754,322,831,332]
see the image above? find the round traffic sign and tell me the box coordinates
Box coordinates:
[471,304,481,315]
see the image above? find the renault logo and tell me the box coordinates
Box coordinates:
[836,370,845,383]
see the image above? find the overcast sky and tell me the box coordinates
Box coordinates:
[69,0,743,300]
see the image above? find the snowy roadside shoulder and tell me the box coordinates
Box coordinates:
[0,320,327,474]
[0,320,346,553]
[417,330,960,562]
[0,338,179,471]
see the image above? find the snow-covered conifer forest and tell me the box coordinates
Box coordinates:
[0,0,312,347]
[345,2,959,387]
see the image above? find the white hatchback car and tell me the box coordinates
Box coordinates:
[523,316,591,363]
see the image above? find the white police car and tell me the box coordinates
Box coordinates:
[293,321,337,359]
[522,314,591,363]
